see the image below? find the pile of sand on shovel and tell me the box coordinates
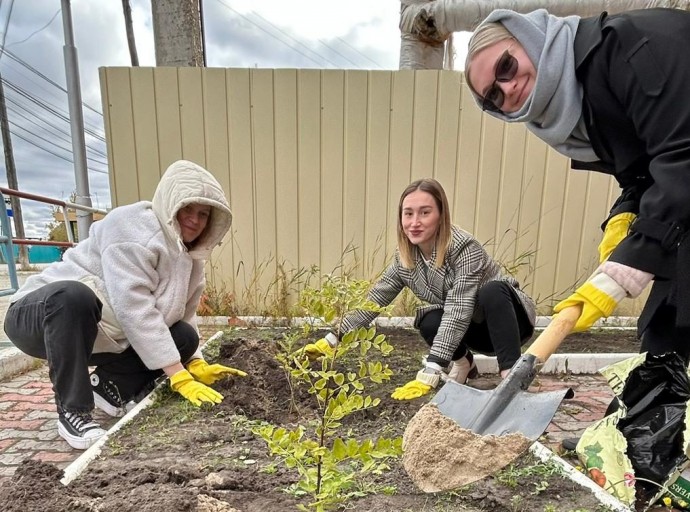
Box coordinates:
[403,403,533,492]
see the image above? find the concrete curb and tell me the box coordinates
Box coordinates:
[0,316,638,382]
[197,315,639,330]
[473,353,639,375]
[61,386,163,485]
[197,315,641,376]
[530,442,632,511]
[61,330,226,485]
[0,347,40,380]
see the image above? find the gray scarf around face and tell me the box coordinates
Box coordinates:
[474,9,599,162]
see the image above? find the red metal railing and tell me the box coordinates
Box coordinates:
[0,186,107,246]
[0,187,108,297]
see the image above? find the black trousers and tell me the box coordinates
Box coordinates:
[418,281,534,371]
[4,280,199,414]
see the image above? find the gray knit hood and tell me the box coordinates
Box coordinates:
[471,9,598,162]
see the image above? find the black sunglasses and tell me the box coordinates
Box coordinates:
[481,48,518,113]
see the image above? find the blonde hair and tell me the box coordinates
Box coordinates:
[464,22,514,99]
[397,178,452,269]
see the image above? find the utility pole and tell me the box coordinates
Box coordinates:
[121,0,139,66]
[61,0,92,240]
[0,0,28,269]
[151,0,204,66]
[0,73,29,269]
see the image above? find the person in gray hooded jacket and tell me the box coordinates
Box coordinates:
[4,160,244,450]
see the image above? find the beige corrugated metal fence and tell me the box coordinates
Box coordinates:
[99,67,646,316]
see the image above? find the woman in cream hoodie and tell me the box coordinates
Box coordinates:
[4,160,244,450]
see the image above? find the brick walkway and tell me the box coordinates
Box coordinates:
[0,362,616,485]
[536,373,616,451]
[0,364,118,485]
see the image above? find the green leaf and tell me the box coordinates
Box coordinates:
[332,438,347,460]
[359,439,373,454]
[350,395,364,410]
[272,427,286,442]
[334,373,345,386]
[347,439,360,457]
[367,326,376,340]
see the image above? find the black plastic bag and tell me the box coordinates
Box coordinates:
[617,352,690,503]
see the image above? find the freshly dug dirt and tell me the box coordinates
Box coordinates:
[1,327,623,512]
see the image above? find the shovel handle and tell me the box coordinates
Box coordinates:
[525,305,582,363]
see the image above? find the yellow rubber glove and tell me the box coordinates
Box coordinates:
[186,358,247,385]
[302,333,338,360]
[598,212,636,263]
[553,272,627,332]
[169,369,223,406]
[391,364,442,400]
[391,380,432,400]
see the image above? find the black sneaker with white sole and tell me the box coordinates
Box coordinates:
[57,411,106,450]
[90,370,135,418]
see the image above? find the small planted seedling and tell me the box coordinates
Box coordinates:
[256,274,403,511]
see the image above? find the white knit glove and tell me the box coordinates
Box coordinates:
[599,261,653,298]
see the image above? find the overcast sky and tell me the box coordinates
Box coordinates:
[0,0,470,238]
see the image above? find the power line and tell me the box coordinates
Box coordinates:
[0,0,14,55]
[3,48,102,116]
[211,0,340,68]
[244,8,365,69]
[5,8,60,48]
[335,36,385,69]
[1,77,106,142]
[242,7,365,69]
[0,53,108,173]
[6,85,106,156]
[9,120,108,167]
[0,58,105,136]
[4,91,107,156]
[5,100,107,159]
[215,2,382,70]
[8,129,108,175]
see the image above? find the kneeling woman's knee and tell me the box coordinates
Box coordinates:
[477,280,511,308]
[169,321,200,360]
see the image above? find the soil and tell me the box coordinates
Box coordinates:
[524,328,641,354]
[1,327,641,512]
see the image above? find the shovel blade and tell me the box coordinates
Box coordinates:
[431,380,573,441]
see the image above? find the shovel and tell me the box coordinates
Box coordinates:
[430,304,582,441]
